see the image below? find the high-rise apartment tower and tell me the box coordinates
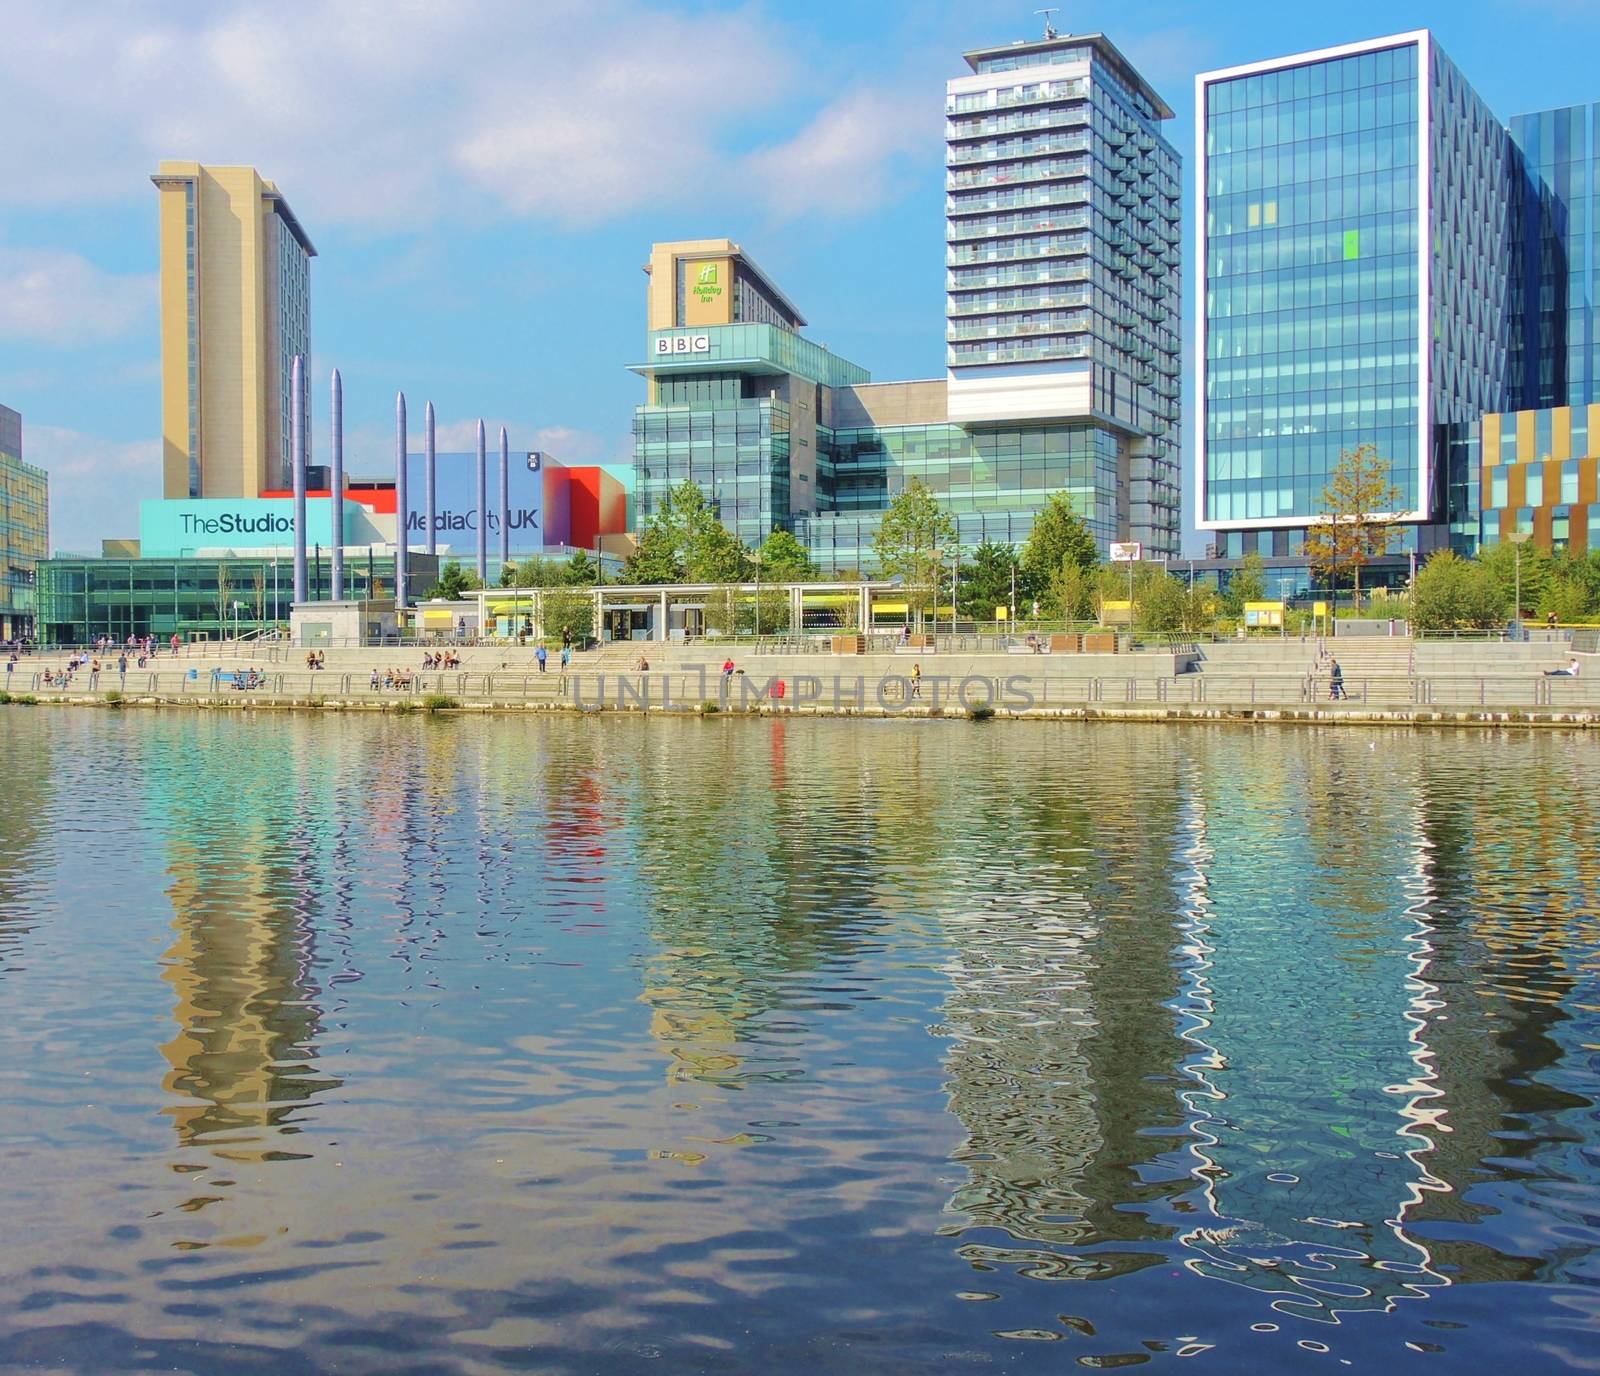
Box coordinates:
[151,162,315,500]
[947,31,1183,556]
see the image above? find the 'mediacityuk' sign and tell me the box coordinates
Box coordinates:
[403,451,543,552]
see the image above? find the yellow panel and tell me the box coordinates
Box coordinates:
[682,257,734,327]
[1553,406,1573,462]
[1516,409,1535,463]
[1481,412,1501,462]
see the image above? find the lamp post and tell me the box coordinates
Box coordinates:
[950,548,960,632]
[1509,530,1533,631]
[231,600,245,640]
[929,547,941,639]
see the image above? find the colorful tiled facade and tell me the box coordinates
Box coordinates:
[1480,406,1600,552]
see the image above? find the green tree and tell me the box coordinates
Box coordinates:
[872,479,956,624]
[687,517,749,583]
[506,557,557,587]
[1301,443,1403,607]
[562,550,601,586]
[1048,556,1095,622]
[626,479,750,584]
[623,523,682,583]
[1409,550,1506,629]
[1019,493,1097,600]
[425,560,481,600]
[957,540,1020,620]
[1477,539,1554,622]
[1135,570,1188,632]
[756,528,817,582]
[541,586,594,644]
[1223,551,1266,615]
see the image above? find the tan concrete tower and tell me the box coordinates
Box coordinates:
[152,162,316,499]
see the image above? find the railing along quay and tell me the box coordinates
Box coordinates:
[12,669,1599,712]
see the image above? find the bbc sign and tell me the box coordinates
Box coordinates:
[654,334,711,356]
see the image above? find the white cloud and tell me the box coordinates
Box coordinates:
[0,248,155,345]
[745,88,937,218]
[0,0,867,228]
[25,425,161,554]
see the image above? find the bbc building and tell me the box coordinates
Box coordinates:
[632,29,1183,573]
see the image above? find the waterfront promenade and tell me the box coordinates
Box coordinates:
[7,635,1598,726]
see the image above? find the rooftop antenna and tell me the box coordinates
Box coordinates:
[1035,7,1059,39]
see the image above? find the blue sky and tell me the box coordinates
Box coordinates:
[2,0,1597,555]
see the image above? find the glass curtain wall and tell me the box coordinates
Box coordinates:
[1204,41,1422,526]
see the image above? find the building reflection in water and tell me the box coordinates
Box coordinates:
[1173,733,1450,1323]
[0,705,51,974]
[632,720,924,1162]
[933,732,1189,1282]
[156,720,341,1240]
[1400,748,1600,1287]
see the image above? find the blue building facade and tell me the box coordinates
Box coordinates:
[1197,32,1535,563]
[1509,104,1600,411]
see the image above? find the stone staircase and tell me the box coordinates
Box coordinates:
[1307,638,1415,704]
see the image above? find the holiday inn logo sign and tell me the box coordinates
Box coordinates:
[691,261,723,304]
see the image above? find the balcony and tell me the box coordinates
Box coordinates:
[948,338,1094,367]
[946,155,1089,191]
[948,134,1092,166]
[947,235,1091,267]
[947,261,1092,291]
[946,287,1093,316]
[946,106,1088,143]
[945,209,1091,241]
[945,79,1086,115]
[946,185,1089,217]
[947,314,1091,341]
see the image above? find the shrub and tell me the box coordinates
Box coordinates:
[103,690,124,706]
[698,700,720,715]
[1411,550,1506,629]
[392,700,418,715]
[967,704,996,722]
[422,694,458,713]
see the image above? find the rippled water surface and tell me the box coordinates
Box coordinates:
[1,710,1597,1373]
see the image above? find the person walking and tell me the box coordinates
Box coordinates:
[117,653,127,687]
[910,662,923,700]
[536,643,548,673]
[1328,657,1346,700]
[560,643,571,675]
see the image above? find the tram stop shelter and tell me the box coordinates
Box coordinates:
[467,579,903,643]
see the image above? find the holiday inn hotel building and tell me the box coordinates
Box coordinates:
[632,31,1183,572]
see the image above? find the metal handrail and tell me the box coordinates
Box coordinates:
[12,667,1598,712]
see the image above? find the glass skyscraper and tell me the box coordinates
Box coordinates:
[1198,32,1524,559]
[0,403,48,641]
[1509,105,1600,410]
[948,31,1182,556]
